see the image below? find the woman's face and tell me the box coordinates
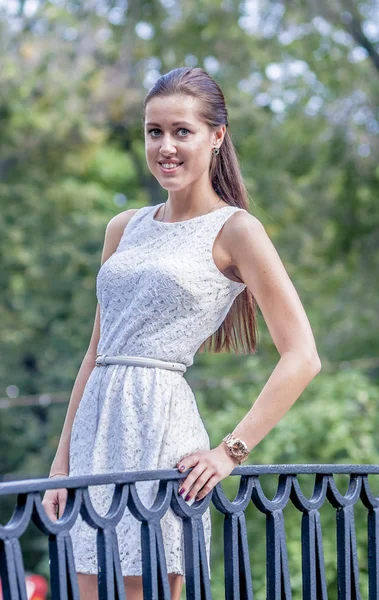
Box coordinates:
[144,94,222,191]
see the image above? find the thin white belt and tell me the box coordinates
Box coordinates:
[95,354,187,374]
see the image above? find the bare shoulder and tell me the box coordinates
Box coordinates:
[226,208,264,232]
[106,207,140,239]
[221,209,266,255]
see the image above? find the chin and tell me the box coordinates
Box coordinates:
[160,182,185,191]
[156,177,186,190]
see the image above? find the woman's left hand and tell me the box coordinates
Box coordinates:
[175,443,240,502]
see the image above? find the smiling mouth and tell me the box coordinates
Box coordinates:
[158,162,184,173]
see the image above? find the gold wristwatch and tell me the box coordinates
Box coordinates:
[222,433,249,464]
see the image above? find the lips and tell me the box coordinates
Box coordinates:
[158,162,184,174]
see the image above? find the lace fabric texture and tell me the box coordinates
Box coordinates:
[68,203,247,579]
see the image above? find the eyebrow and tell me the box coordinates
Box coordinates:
[145,121,194,128]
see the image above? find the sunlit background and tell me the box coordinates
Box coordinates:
[0,1,378,598]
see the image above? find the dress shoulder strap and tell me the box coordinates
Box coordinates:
[197,206,248,292]
[116,205,152,250]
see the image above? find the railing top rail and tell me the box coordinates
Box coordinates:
[1,463,379,495]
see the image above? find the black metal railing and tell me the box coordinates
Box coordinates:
[0,464,378,599]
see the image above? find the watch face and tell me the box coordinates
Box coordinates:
[231,441,247,456]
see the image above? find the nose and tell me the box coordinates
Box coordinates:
[158,134,177,155]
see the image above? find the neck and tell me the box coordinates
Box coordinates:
[163,194,222,221]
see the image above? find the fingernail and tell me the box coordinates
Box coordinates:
[178,465,185,471]
[178,488,184,495]
[185,494,191,501]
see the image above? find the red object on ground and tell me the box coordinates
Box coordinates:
[0,573,48,600]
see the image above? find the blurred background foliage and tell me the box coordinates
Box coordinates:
[0,0,378,597]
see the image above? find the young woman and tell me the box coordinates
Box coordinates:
[43,67,321,600]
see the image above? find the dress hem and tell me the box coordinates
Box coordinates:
[75,568,211,581]
[75,568,186,577]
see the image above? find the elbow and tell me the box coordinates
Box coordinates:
[308,353,322,376]
[284,349,322,376]
[295,349,321,376]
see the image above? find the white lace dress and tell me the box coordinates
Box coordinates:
[68,202,247,579]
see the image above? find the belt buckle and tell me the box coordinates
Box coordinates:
[95,353,107,366]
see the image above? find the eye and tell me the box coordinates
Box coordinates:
[147,128,191,137]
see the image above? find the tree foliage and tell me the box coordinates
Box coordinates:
[0,0,378,597]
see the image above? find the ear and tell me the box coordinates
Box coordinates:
[213,124,226,146]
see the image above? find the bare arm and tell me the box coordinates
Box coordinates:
[219,211,322,455]
[49,333,100,476]
[49,208,139,476]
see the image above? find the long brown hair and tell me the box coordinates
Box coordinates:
[142,66,258,355]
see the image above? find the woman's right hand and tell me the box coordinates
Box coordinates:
[42,475,69,521]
